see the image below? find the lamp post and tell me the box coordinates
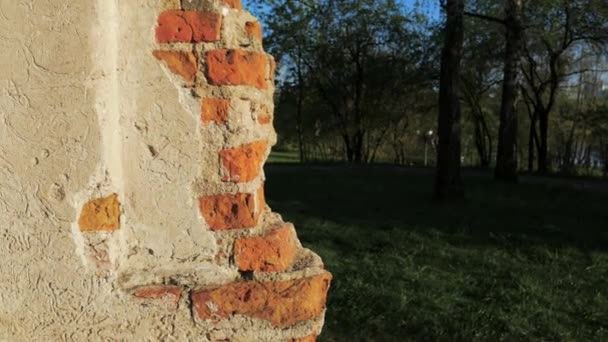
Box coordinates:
[425,130,434,167]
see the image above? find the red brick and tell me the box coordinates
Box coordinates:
[184,11,222,42]
[78,194,120,232]
[258,115,272,125]
[199,186,266,231]
[220,141,268,183]
[269,56,277,82]
[153,50,198,84]
[201,98,230,125]
[206,50,268,89]
[192,272,332,327]
[156,11,191,43]
[256,104,273,124]
[223,0,243,9]
[132,285,183,307]
[235,225,297,272]
[245,21,263,41]
[156,10,221,43]
[257,185,266,211]
[289,335,317,342]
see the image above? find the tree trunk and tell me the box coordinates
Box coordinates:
[527,115,539,172]
[473,118,486,167]
[470,104,492,168]
[561,120,578,173]
[528,125,535,172]
[343,134,353,162]
[495,0,523,181]
[600,136,608,177]
[295,57,306,164]
[535,52,561,174]
[481,115,493,167]
[538,111,549,173]
[353,131,365,164]
[434,0,465,200]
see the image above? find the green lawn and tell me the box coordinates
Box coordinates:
[267,151,301,164]
[264,164,608,342]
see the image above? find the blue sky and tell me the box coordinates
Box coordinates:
[401,0,442,20]
[242,0,442,21]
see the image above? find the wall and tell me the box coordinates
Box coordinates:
[0,0,330,340]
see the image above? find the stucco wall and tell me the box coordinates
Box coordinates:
[0,0,329,341]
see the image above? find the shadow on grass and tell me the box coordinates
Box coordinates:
[265,164,608,342]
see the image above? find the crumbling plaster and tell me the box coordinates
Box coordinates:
[0,0,313,341]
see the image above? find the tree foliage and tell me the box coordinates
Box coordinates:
[249,0,608,178]
[251,0,437,163]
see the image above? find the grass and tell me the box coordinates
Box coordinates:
[267,151,301,164]
[264,163,608,342]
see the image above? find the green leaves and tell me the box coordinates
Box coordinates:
[251,0,438,162]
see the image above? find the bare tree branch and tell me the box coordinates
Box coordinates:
[463,11,506,25]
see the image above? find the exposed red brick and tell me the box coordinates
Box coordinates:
[133,285,183,307]
[245,21,263,41]
[258,115,272,125]
[156,10,221,43]
[206,50,268,89]
[235,225,297,272]
[201,98,230,125]
[184,11,222,42]
[268,56,277,82]
[289,335,317,342]
[220,141,268,183]
[192,272,332,327]
[256,104,273,124]
[153,50,198,84]
[257,185,266,212]
[156,10,191,43]
[199,186,265,231]
[223,0,243,9]
[78,194,120,232]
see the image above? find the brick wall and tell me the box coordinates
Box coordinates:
[73,0,331,340]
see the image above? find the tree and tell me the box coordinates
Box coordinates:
[251,0,316,162]
[521,0,608,173]
[255,0,432,163]
[459,0,524,180]
[308,0,419,163]
[435,0,465,200]
[495,0,524,181]
[460,17,502,168]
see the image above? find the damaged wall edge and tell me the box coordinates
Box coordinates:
[0,0,331,340]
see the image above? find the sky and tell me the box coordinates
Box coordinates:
[242,0,442,21]
[240,0,606,89]
[401,0,442,20]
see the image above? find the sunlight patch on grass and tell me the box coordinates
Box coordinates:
[267,151,300,164]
